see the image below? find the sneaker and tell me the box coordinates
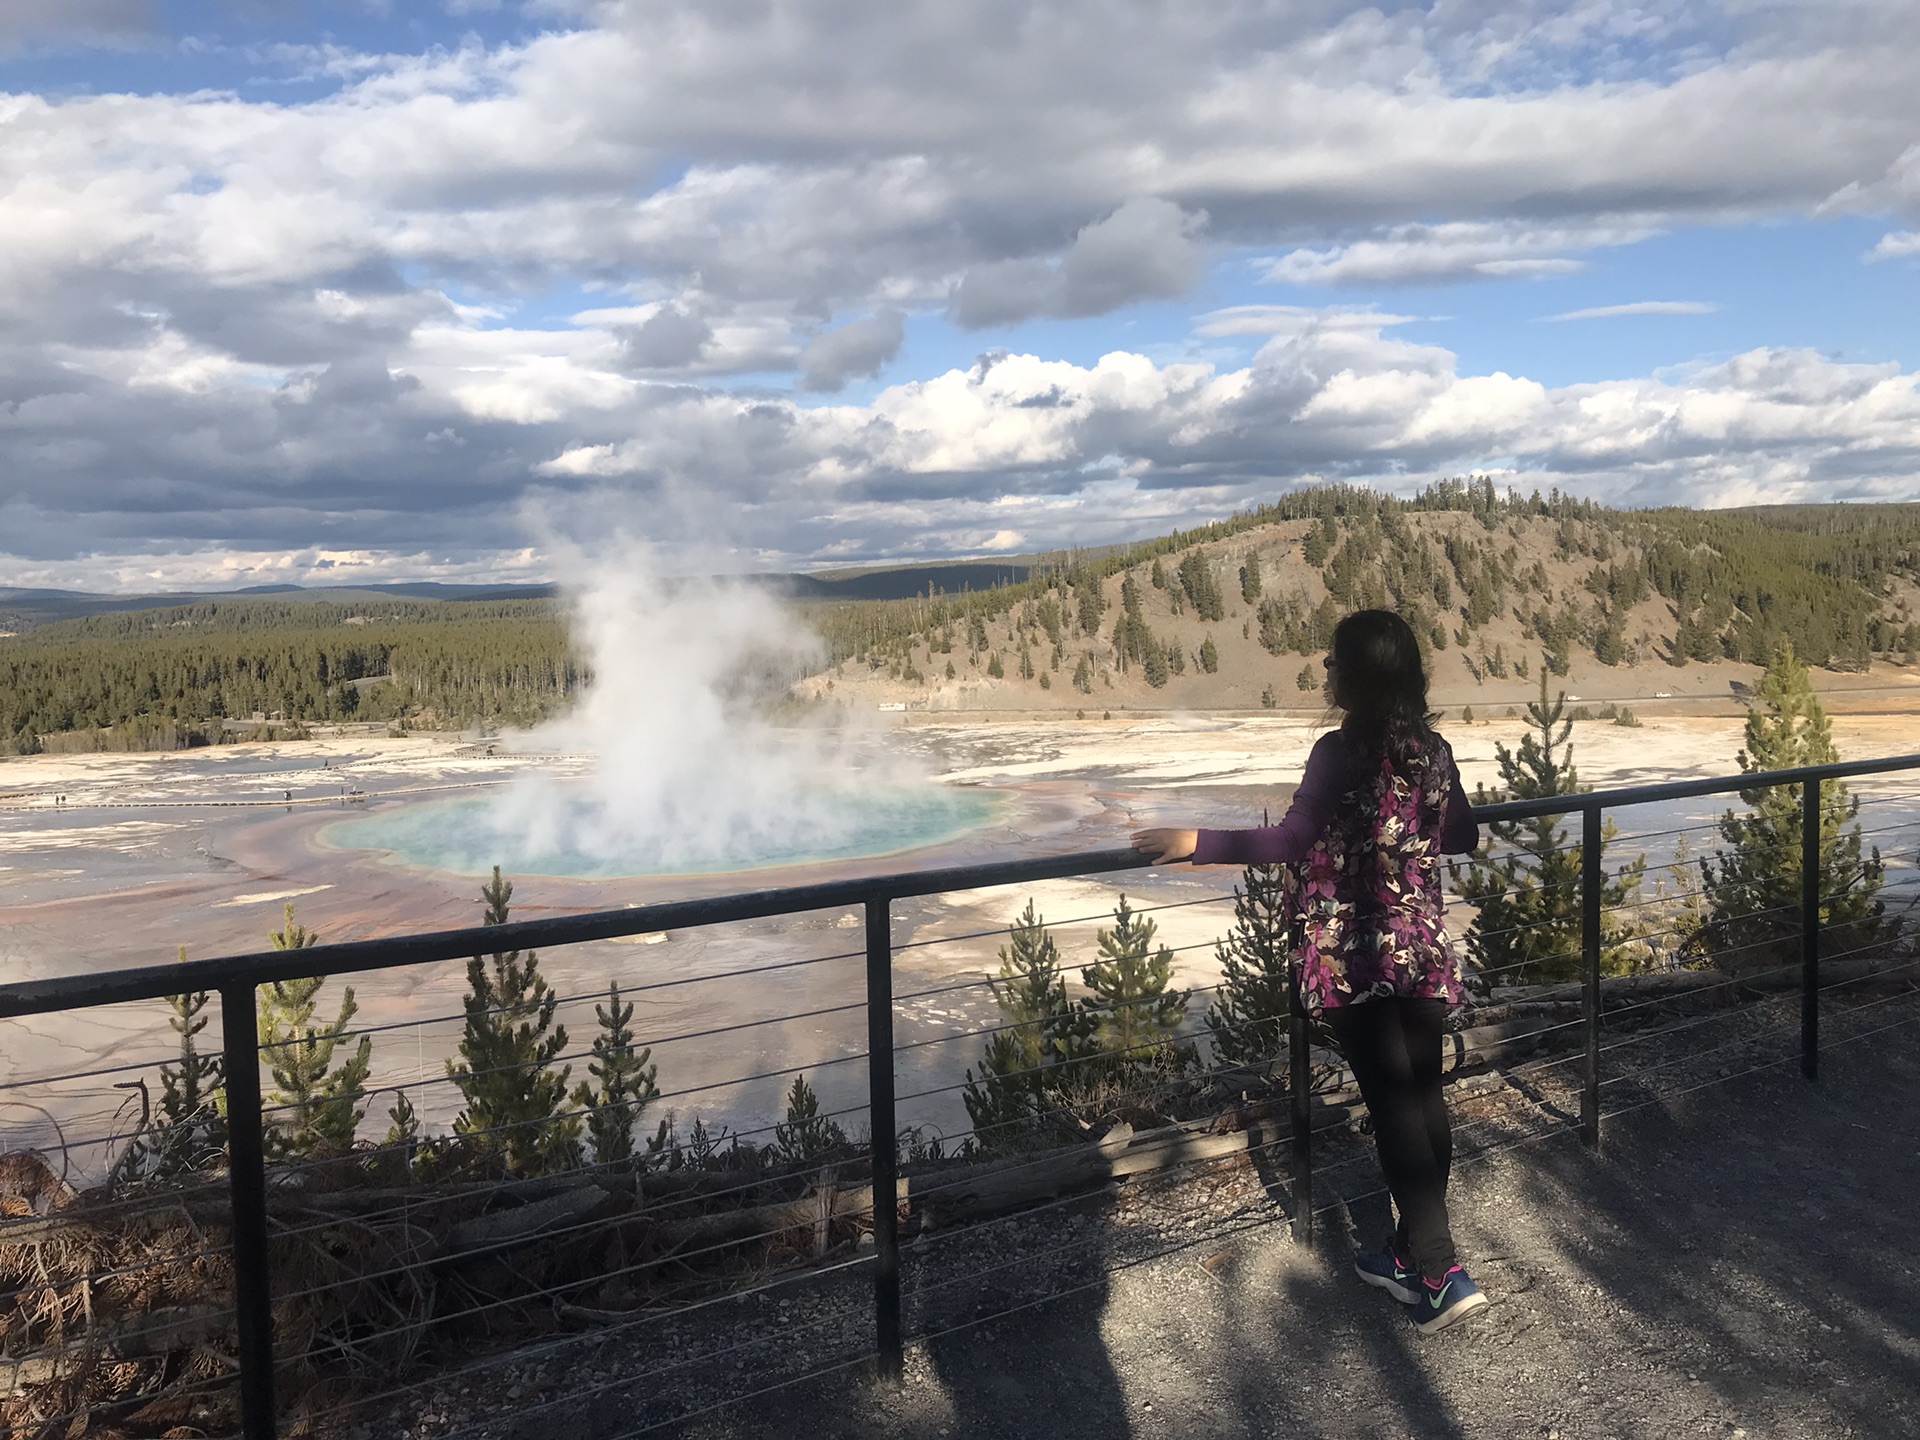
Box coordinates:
[1411,1264,1488,1335]
[1353,1238,1421,1304]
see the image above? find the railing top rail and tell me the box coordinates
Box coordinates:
[1469,750,1920,823]
[0,848,1156,1018]
[3,750,1916,1021]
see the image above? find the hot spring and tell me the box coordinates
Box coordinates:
[323,779,1004,880]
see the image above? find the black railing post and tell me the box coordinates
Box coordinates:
[1802,777,1822,1081]
[864,896,903,1381]
[1581,804,1603,1150]
[1288,963,1312,1241]
[220,983,277,1440]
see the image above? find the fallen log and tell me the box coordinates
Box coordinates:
[440,1185,611,1257]
[911,1100,1368,1232]
[908,1014,1589,1234]
[1490,971,1728,1006]
[0,1303,233,1389]
[1738,957,1913,993]
[1491,957,1911,1008]
[648,1179,895,1258]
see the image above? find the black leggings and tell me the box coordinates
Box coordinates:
[1323,996,1456,1280]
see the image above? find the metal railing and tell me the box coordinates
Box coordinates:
[1,751,1918,1438]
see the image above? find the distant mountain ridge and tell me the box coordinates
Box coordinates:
[0,563,1041,631]
[0,582,561,630]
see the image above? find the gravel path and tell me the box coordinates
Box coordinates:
[647,992,1920,1440]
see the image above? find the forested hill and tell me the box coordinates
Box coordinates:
[4,481,1919,753]
[0,598,575,753]
[810,481,1920,701]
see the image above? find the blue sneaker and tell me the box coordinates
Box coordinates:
[1353,1238,1421,1304]
[1411,1264,1488,1334]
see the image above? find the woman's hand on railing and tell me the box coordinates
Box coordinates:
[1131,828,1199,864]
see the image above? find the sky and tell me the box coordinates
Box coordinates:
[3,0,1920,592]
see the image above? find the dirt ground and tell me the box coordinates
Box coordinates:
[659,991,1920,1440]
[337,989,1919,1440]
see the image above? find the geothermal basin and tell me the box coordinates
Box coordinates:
[3,712,1915,1178]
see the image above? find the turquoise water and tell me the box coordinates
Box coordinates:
[322,782,1005,879]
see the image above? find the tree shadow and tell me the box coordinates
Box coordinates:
[648,999,1919,1439]
[1484,1004,1920,1437]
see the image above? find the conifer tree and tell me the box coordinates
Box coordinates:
[571,982,658,1166]
[1301,515,1336,567]
[1696,641,1888,974]
[773,1074,848,1163]
[1456,672,1647,985]
[1116,575,1157,671]
[962,901,1094,1141]
[1073,572,1105,633]
[447,868,579,1174]
[1199,635,1219,673]
[118,950,229,1181]
[257,906,372,1159]
[384,1090,420,1151]
[1239,552,1263,604]
[152,961,228,1176]
[1177,551,1226,622]
[1206,861,1291,1067]
[1081,896,1189,1072]
[1143,640,1169,688]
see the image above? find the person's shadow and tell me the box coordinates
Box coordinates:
[905,1191,1131,1439]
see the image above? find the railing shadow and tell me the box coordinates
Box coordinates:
[1487,1002,1920,1437]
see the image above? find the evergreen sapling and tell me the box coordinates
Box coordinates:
[1455,672,1647,985]
[1206,853,1291,1069]
[446,868,580,1174]
[1081,896,1190,1073]
[257,905,372,1159]
[1696,641,1890,973]
[571,981,659,1167]
[962,900,1094,1144]
[773,1074,847,1164]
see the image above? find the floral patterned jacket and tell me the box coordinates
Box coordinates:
[1192,730,1477,1012]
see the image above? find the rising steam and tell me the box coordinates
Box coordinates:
[477,558,968,874]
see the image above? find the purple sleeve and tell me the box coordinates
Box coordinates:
[1440,760,1479,855]
[1191,733,1347,867]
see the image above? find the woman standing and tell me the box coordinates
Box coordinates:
[1132,609,1487,1333]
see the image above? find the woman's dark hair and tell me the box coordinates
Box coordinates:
[1329,609,1437,764]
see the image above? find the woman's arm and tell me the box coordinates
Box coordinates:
[1134,732,1346,867]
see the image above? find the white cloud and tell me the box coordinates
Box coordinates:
[3,2,1920,581]
[798,310,906,392]
[1867,230,1920,261]
[506,317,1920,566]
[948,199,1208,328]
[1259,221,1662,287]
[1541,300,1720,321]
[1192,305,1421,339]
